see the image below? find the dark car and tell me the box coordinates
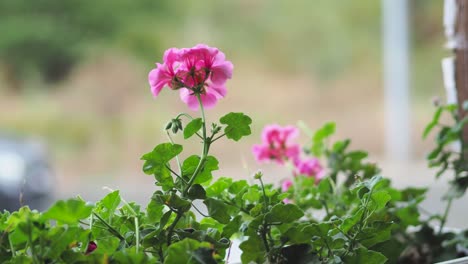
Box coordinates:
[0,136,54,211]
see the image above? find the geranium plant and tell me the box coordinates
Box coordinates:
[0,45,467,264]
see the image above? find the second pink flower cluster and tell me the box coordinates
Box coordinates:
[252,124,324,193]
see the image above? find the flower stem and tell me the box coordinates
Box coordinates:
[182,94,209,197]
[166,130,183,175]
[169,94,210,246]
[439,198,453,234]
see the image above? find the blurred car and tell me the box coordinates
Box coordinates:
[0,135,54,211]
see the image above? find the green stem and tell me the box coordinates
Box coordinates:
[343,190,372,258]
[169,94,210,246]
[258,177,269,210]
[176,113,194,120]
[9,235,15,257]
[93,213,126,242]
[27,218,38,263]
[134,217,140,252]
[167,212,183,246]
[258,177,273,260]
[182,94,209,197]
[439,198,453,234]
[166,130,183,175]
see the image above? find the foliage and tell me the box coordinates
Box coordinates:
[0,0,169,86]
[0,44,467,263]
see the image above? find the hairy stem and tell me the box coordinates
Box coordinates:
[169,94,210,246]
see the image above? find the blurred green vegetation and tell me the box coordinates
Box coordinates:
[0,0,171,88]
[0,0,447,173]
[0,0,443,90]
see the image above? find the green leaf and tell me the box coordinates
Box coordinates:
[153,193,191,212]
[184,118,203,139]
[265,204,304,223]
[222,215,242,238]
[311,122,336,156]
[112,248,149,263]
[93,236,120,255]
[203,198,231,224]
[43,226,88,259]
[141,143,182,191]
[343,248,387,264]
[242,187,261,203]
[283,224,315,244]
[249,203,264,217]
[443,176,468,200]
[141,143,182,175]
[396,206,420,226]
[423,107,442,139]
[239,235,265,263]
[187,184,207,200]
[195,156,219,185]
[42,199,93,224]
[369,190,391,211]
[357,222,393,247]
[206,177,232,196]
[182,155,219,185]
[228,180,248,194]
[96,191,121,221]
[340,208,364,234]
[219,112,252,141]
[146,198,164,223]
[165,238,214,264]
[332,139,350,153]
[314,122,336,141]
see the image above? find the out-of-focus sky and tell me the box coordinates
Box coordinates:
[0,0,446,190]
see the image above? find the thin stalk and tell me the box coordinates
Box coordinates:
[167,212,183,246]
[92,213,126,241]
[165,164,188,184]
[182,94,209,196]
[258,177,269,209]
[27,218,38,263]
[192,203,209,217]
[166,130,183,175]
[176,113,195,120]
[439,198,453,234]
[168,95,210,246]
[134,217,140,252]
[9,236,15,257]
[258,177,273,260]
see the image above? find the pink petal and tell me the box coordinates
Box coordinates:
[163,48,181,68]
[179,88,219,110]
[148,64,172,97]
[199,92,218,109]
[179,89,199,110]
[281,179,293,192]
[211,61,234,85]
[207,84,227,99]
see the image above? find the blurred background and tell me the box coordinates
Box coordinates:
[1,1,465,225]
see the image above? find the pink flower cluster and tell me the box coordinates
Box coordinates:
[252,125,300,165]
[252,124,325,195]
[148,44,233,110]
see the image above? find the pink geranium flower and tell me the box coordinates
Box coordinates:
[281,179,293,192]
[148,44,233,110]
[294,157,325,182]
[252,125,300,164]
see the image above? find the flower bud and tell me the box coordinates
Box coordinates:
[172,125,179,134]
[165,121,173,130]
[253,170,263,179]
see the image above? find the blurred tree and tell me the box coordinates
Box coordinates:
[0,0,170,91]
